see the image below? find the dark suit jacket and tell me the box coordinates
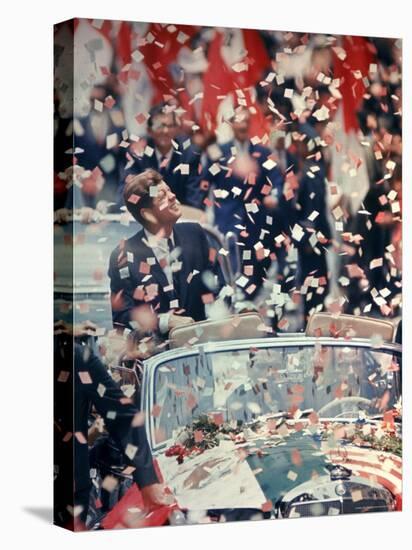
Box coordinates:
[116,137,203,209]
[54,341,158,496]
[108,222,216,330]
[200,141,287,241]
[296,160,332,246]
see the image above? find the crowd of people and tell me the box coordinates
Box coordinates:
[54,22,402,328]
[53,21,402,529]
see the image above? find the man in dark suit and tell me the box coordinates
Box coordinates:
[200,107,290,299]
[54,327,171,530]
[115,103,203,210]
[108,169,221,334]
[294,125,332,322]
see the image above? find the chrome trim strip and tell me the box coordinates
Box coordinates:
[142,336,401,450]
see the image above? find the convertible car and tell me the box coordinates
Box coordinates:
[94,312,402,529]
[54,212,401,528]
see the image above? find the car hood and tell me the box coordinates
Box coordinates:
[156,420,402,512]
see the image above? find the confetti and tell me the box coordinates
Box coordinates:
[177,31,189,44]
[308,210,319,222]
[370,258,383,269]
[125,444,138,460]
[262,158,277,170]
[312,105,330,121]
[106,133,118,149]
[78,372,92,384]
[131,49,144,63]
[57,371,70,383]
[291,224,305,242]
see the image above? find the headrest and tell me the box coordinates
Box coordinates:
[169,312,266,349]
[306,312,397,342]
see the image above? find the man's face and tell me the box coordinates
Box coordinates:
[149,113,178,151]
[143,181,182,227]
[232,109,251,143]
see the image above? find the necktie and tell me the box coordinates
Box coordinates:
[159,155,167,176]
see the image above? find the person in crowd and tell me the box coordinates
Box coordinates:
[270,129,299,177]
[294,123,332,322]
[200,107,289,300]
[116,103,204,210]
[108,169,223,335]
[54,323,172,530]
[73,83,125,208]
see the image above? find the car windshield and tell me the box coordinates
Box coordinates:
[151,344,401,446]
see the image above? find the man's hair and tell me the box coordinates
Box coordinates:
[147,103,178,130]
[123,168,163,224]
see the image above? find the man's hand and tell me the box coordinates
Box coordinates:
[140,483,175,511]
[168,313,194,331]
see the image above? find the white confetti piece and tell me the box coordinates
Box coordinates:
[131,49,144,63]
[119,267,130,279]
[236,276,249,288]
[180,163,190,175]
[370,258,383,269]
[125,444,138,460]
[262,158,277,170]
[308,210,319,221]
[106,133,118,149]
[94,99,103,112]
[149,185,158,197]
[291,224,305,242]
[209,163,221,176]
[313,105,330,121]
[177,31,189,44]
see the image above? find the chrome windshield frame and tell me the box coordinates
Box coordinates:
[141,336,402,452]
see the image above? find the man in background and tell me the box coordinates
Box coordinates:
[200,107,288,300]
[116,103,203,210]
[108,169,223,336]
[54,324,172,530]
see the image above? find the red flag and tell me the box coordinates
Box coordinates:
[201,30,270,137]
[140,23,198,105]
[333,36,375,133]
[201,31,236,134]
[247,95,271,140]
[241,29,271,86]
[116,21,132,67]
[233,30,271,140]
